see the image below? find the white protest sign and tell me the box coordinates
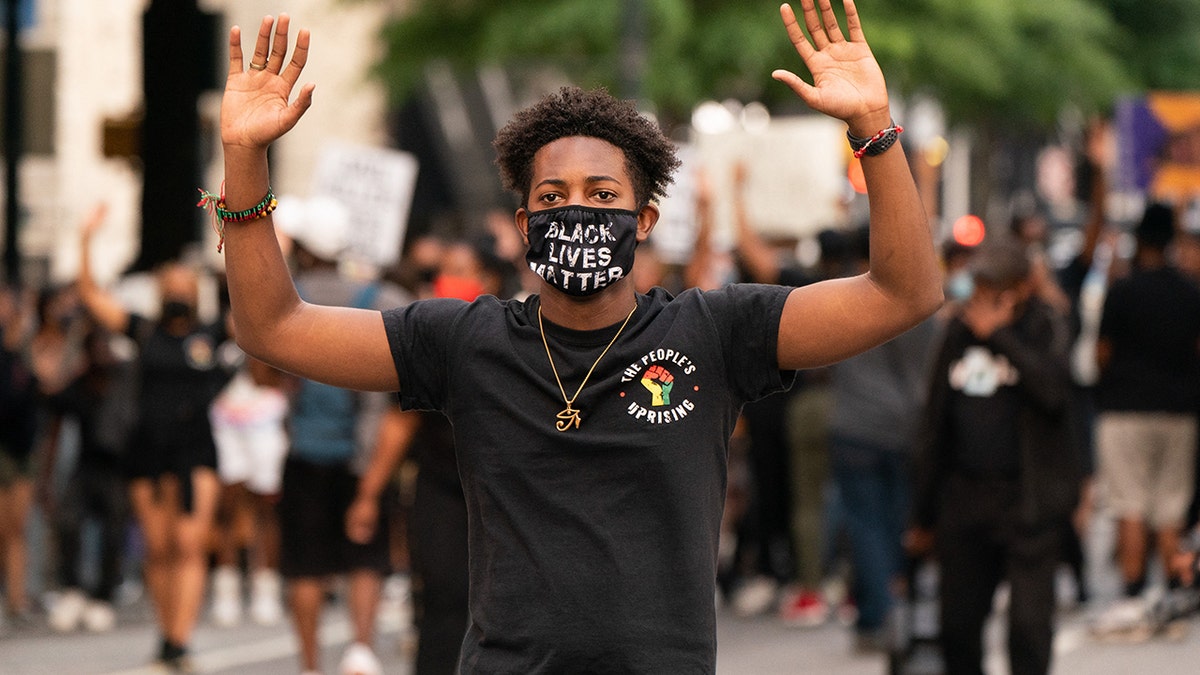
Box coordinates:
[310,142,419,267]
[649,144,700,265]
[695,116,847,242]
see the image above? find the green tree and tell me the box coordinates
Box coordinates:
[371,0,1200,130]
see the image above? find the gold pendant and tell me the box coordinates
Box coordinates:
[556,406,582,432]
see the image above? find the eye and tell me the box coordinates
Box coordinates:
[538,192,562,205]
[593,189,617,202]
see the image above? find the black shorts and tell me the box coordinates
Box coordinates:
[124,424,218,481]
[277,457,392,579]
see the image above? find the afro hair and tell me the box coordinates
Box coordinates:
[493,86,681,208]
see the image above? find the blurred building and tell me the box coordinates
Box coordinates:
[2,0,397,287]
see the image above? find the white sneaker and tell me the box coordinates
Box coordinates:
[210,566,243,627]
[732,576,779,618]
[378,573,413,629]
[48,589,88,633]
[338,642,382,675]
[1090,597,1151,643]
[82,600,117,632]
[249,569,284,626]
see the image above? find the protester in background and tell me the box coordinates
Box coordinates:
[0,283,38,625]
[911,238,1079,675]
[691,164,800,616]
[78,204,232,671]
[272,196,412,675]
[1091,202,1200,635]
[348,236,508,674]
[208,319,289,629]
[41,302,138,634]
[828,225,939,651]
[26,284,94,630]
[1009,204,1072,317]
[1050,122,1114,609]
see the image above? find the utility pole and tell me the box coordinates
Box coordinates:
[136,0,216,271]
[2,0,22,284]
[619,0,646,103]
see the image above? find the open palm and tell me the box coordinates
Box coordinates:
[221,15,315,150]
[772,0,889,130]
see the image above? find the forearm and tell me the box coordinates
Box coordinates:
[683,194,716,289]
[858,114,943,321]
[356,407,419,501]
[77,234,129,335]
[733,197,781,285]
[220,145,303,363]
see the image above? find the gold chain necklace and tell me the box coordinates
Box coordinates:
[538,303,637,432]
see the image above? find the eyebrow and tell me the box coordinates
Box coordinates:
[534,175,623,190]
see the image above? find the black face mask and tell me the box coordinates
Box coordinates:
[161,300,194,323]
[524,205,639,297]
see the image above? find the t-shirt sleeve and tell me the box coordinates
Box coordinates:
[701,283,797,403]
[381,298,467,412]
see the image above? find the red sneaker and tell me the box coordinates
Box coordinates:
[778,588,829,627]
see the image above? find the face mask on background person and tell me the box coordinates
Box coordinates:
[433,275,487,302]
[160,300,195,323]
[524,205,639,297]
[945,269,974,302]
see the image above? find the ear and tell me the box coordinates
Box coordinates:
[514,208,530,247]
[635,203,660,244]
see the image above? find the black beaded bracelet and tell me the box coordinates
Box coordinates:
[848,122,903,159]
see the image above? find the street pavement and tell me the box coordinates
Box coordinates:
[2,588,1198,675]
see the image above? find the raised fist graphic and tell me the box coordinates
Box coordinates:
[640,364,675,407]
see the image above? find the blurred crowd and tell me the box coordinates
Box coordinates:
[2,121,1200,675]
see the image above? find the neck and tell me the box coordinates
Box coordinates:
[538,278,638,330]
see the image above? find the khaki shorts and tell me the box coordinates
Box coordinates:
[1097,411,1197,528]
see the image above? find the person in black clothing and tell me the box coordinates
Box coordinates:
[78,204,232,671]
[217,3,943,670]
[1094,202,1200,617]
[42,319,138,633]
[348,237,506,674]
[910,238,1080,675]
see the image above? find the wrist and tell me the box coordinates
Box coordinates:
[222,142,269,160]
[845,109,894,139]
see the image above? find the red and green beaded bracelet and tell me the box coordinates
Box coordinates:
[196,183,278,253]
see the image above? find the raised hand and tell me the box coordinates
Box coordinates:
[771,0,890,133]
[221,15,315,151]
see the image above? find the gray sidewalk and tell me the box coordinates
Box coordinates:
[2,595,1198,674]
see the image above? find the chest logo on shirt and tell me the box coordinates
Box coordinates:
[619,347,699,424]
[949,345,1019,397]
[184,334,216,371]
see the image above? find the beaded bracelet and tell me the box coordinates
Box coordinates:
[196,183,278,253]
[847,122,904,159]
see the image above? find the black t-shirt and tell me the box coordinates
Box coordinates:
[945,341,1022,479]
[383,284,793,673]
[126,315,229,456]
[1097,266,1200,412]
[409,411,461,491]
